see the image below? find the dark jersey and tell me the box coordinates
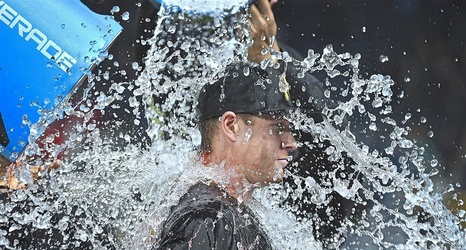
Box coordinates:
[156,182,273,250]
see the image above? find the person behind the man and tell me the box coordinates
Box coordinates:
[155,62,322,249]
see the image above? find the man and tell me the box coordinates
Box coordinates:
[155,62,322,249]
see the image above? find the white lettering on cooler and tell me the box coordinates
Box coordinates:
[0,1,77,73]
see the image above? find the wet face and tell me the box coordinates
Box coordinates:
[234,114,298,186]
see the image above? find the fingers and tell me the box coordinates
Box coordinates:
[247,0,280,63]
[248,5,267,38]
[252,0,274,18]
[6,162,25,190]
[31,161,60,181]
[31,161,60,173]
[5,160,60,190]
[249,1,275,28]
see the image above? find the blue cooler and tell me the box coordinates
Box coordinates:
[0,0,122,164]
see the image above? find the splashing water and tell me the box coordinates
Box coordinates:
[2,2,465,250]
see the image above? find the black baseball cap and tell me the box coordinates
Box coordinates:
[197,63,308,121]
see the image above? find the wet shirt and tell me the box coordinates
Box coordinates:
[156,182,272,250]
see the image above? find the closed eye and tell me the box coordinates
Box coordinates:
[272,123,287,135]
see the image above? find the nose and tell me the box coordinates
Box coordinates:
[281,132,298,151]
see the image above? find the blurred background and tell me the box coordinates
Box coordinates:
[274,0,466,191]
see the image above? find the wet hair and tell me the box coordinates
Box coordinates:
[199,113,254,153]
[199,117,218,153]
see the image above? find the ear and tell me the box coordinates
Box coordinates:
[221,111,240,142]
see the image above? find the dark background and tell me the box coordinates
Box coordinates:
[273,0,466,189]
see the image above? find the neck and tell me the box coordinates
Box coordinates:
[224,171,256,202]
[201,152,256,202]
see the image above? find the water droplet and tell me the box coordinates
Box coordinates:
[87,124,96,131]
[324,89,331,98]
[427,131,434,138]
[111,6,120,14]
[243,128,253,144]
[372,98,383,108]
[168,25,176,34]
[379,55,389,63]
[81,68,92,76]
[458,210,465,218]
[399,139,413,149]
[98,50,108,60]
[243,66,250,76]
[325,146,335,155]
[404,113,412,120]
[121,11,130,21]
[132,62,139,70]
[385,146,394,155]
[260,48,268,55]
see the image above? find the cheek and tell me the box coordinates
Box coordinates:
[245,141,268,169]
[262,134,281,152]
[247,129,280,166]
[256,138,278,165]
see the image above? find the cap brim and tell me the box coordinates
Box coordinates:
[301,110,325,124]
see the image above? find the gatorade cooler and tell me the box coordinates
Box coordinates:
[0,0,122,164]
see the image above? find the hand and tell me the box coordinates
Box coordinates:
[247,0,280,63]
[2,160,59,190]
